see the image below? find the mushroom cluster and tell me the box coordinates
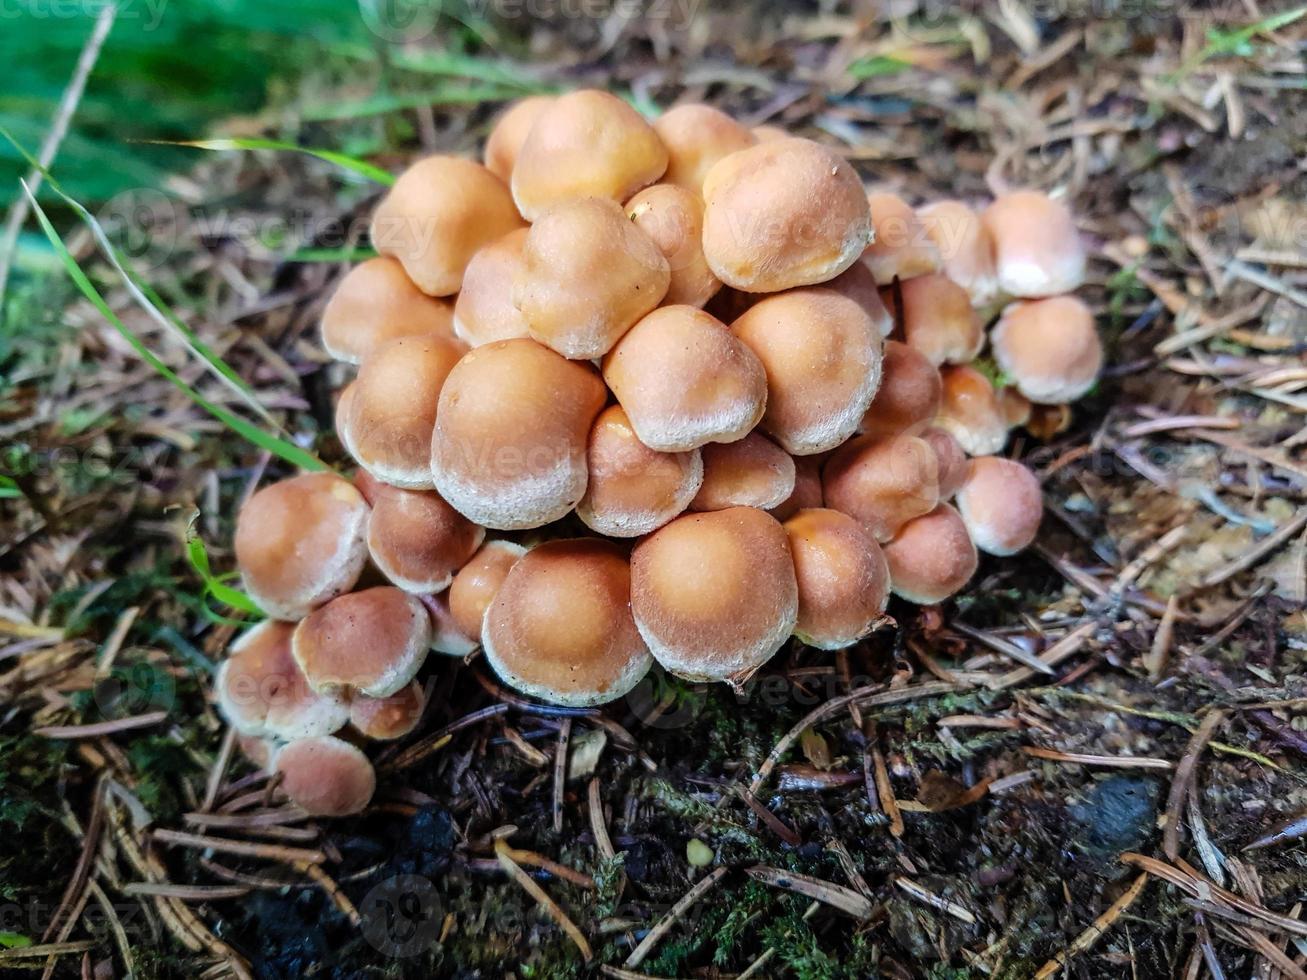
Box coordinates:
[216,90,1099,815]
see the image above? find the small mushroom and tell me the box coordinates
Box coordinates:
[448,540,527,641]
[235,473,370,621]
[630,507,798,684]
[768,455,824,521]
[991,296,1102,404]
[626,183,721,307]
[334,381,357,456]
[366,482,485,594]
[822,261,893,336]
[751,124,788,142]
[292,587,431,698]
[482,539,652,706]
[921,426,969,500]
[823,433,940,542]
[424,589,481,657]
[997,387,1033,429]
[320,257,456,364]
[652,102,757,193]
[882,273,983,367]
[916,200,998,307]
[858,339,942,440]
[483,95,555,181]
[954,456,1044,556]
[783,508,890,649]
[936,365,1009,457]
[350,681,426,741]
[274,735,375,817]
[370,155,524,296]
[982,190,1086,298]
[452,228,532,347]
[882,503,978,604]
[862,192,941,284]
[690,432,796,512]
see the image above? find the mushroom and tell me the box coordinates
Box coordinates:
[768,455,824,521]
[701,137,872,292]
[423,589,481,657]
[342,335,467,489]
[216,621,349,740]
[862,192,941,284]
[921,426,968,500]
[690,432,796,512]
[578,405,703,537]
[859,340,942,440]
[513,196,670,359]
[511,89,668,221]
[823,261,893,337]
[982,190,1086,297]
[750,124,789,142]
[602,305,767,452]
[366,482,485,594]
[916,199,998,308]
[334,382,358,457]
[292,587,431,698]
[448,540,527,641]
[273,735,375,817]
[882,273,983,367]
[630,507,798,684]
[482,539,652,706]
[823,433,940,542]
[936,364,1009,456]
[954,456,1044,556]
[452,228,532,347]
[997,387,1033,430]
[783,508,890,649]
[731,286,884,455]
[235,473,370,621]
[350,681,426,741]
[626,183,721,308]
[991,296,1102,404]
[370,155,524,296]
[483,95,555,181]
[320,257,456,364]
[652,102,757,193]
[430,338,607,529]
[882,503,978,604]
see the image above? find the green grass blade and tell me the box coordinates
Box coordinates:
[185,515,265,618]
[301,84,522,121]
[287,245,379,263]
[160,137,395,186]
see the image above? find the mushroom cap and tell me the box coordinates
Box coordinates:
[344,335,467,489]
[626,183,721,308]
[991,296,1102,404]
[783,508,890,649]
[630,507,798,684]
[448,540,527,641]
[579,405,703,537]
[921,426,968,500]
[822,261,893,336]
[652,103,757,193]
[767,454,824,521]
[882,273,984,367]
[216,621,349,740]
[274,736,375,817]
[452,228,532,347]
[602,305,767,452]
[514,196,670,359]
[424,588,481,657]
[366,484,485,594]
[750,124,789,142]
[482,539,652,706]
[484,95,555,181]
[320,257,457,364]
[335,382,358,457]
[701,137,872,292]
[862,192,941,284]
[936,364,1009,456]
[431,338,607,529]
[732,286,884,454]
[292,587,432,698]
[917,199,998,308]
[954,456,1044,556]
[823,433,940,542]
[511,89,668,221]
[690,432,796,512]
[859,340,942,440]
[235,473,370,621]
[982,190,1086,298]
[882,503,978,604]
[370,155,524,296]
[350,680,426,741]
[997,387,1033,429]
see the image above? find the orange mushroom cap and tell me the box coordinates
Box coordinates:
[862,192,941,284]
[652,103,757,193]
[954,456,1044,556]
[626,183,721,308]
[982,190,1086,298]
[292,587,431,698]
[882,273,983,367]
[991,296,1102,404]
[690,432,796,512]
[448,540,527,642]
[452,228,532,347]
[859,340,942,440]
[274,736,375,817]
[823,433,941,543]
[784,508,890,650]
[882,503,978,605]
[917,199,998,308]
[320,257,456,364]
[935,364,1009,457]
[484,95,555,182]
[366,483,485,594]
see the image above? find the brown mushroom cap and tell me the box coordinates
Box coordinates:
[690,432,796,512]
[216,621,349,740]
[921,426,968,500]
[701,137,872,292]
[731,287,884,455]
[768,454,824,521]
[448,540,527,641]
[366,483,485,594]
[822,261,894,337]
[320,257,456,364]
[235,473,370,621]
[882,503,978,604]
[274,736,375,817]
[482,539,652,706]
[514,197,670,359]
[859,340,943,440]
[652,103,757,193]
[750,124,789,142]
[484,95,555,181]
[511,89,668,221]
[882,273,984,367]
[431,338,607,529]
[452,228,532,347]
[626,183,721,308]
[370,155,524,296]
[423,589,480,657]
[292,587,431,698]
[955,456,1044,556]
[630,507,798,684]
[982,190,1086,298]
[991,296,1102,404]
[916,199,998,308]
[579,405,703,537]
[862,192,941,284]
[335,382,358,457]
[602,305,767,452]
[783,508,890,649]
[823,433,940,542]
[997,387,1033,429]
[936,364,1009,456]
[350,680,426,741]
